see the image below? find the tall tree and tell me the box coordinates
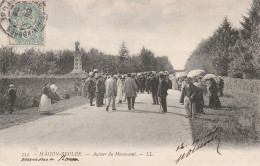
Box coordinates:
[139,47,157,71]
[0,46,17,75]
[211,17,239,76]
[228,0,260,78]
[118,41,129,62]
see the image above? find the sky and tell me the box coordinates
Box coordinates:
[0,0,252,69]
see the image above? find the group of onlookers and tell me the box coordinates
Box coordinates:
[76,70,172,113]
[4,70,224,117]
[178,75,224,119]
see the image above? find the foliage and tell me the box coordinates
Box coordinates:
[0,44,173,75]
[118,41,129,62]
[139,47,157,71]
[185,0,260,79]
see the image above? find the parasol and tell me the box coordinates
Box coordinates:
[176,72,187,78]
[187,69,205,78]
[50,84,58,92]
[203,74,217,80]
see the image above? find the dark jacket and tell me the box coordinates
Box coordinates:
[96,78,105,93]
[182,83,197,102]
[87,77,96,93]
[42,87,51,98]
[166,78,172,89]
[158,78,168,97]
[8,88,16,101]
[150,76,159,90]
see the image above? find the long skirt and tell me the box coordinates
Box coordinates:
[39,94,51,114]
[184,97,196,117]
[172,79,178,90]
[117,87,123,102]
[209,94,221,108]
[179,87,185,103]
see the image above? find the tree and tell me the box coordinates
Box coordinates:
[156,56,173,71]
[185,18,239,76]
[139,47,157,71]
[118,41,129,62]
[210,17,239,76]
[0,46,17,75]
[228,0,260,78]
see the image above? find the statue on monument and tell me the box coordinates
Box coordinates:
[75,41,80,53]
[71,41,85,75]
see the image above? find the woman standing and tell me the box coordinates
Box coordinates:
[207,78,221,108]
[39,83,52,114]
[169,73,178,90]
[179,77,186,105]
[117,75,123,104]
[193,78,205,114]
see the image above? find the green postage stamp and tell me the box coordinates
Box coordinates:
[0,0,46,45]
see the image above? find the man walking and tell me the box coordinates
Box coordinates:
[124,73,138,110]
[105,74,117,111]
[87,72,96,106]
[150,73,159,105]
[158,73,168,113]
[96,74,105,107]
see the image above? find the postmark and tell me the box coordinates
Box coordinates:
[0,0,46,45]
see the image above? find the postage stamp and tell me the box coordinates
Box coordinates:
[0,0,46,45]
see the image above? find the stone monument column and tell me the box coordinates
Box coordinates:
[71,41,84,74]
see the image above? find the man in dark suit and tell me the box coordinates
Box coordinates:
[87,72,96,106]
[150,73,159,105]
[158,73,168,113]
[96,74,105,107]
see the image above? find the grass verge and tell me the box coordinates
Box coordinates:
[190,89,260,147]
[0,96,87,130]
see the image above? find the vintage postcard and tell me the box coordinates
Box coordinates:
[0,0,259,166]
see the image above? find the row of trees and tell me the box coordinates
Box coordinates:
[185,0,260,79]
[0,42,173,76]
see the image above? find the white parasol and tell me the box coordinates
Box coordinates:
[203,74,217,80]
[187,69,205,78]
[50,84,58,92]
[176,72,187,78]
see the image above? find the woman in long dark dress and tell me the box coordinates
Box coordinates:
[207,78,221,108]
[193,78,205,114]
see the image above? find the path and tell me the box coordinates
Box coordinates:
[0,90,192,147]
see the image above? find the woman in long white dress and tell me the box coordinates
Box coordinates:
[39,83,52,114]
[169,74,178,90]
[117,75,123,104]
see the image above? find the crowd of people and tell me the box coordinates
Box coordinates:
[72,69,224,118]
[75,70,173,113]
[5,70,224,118]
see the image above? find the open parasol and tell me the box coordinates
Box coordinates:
[203,74,217,80]
[187,69,205,78]
[50,84,58,92]
[176,72,187,78]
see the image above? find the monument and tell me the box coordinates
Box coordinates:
[70,41,85,75]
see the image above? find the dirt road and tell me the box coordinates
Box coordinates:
[0,90,192,147]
